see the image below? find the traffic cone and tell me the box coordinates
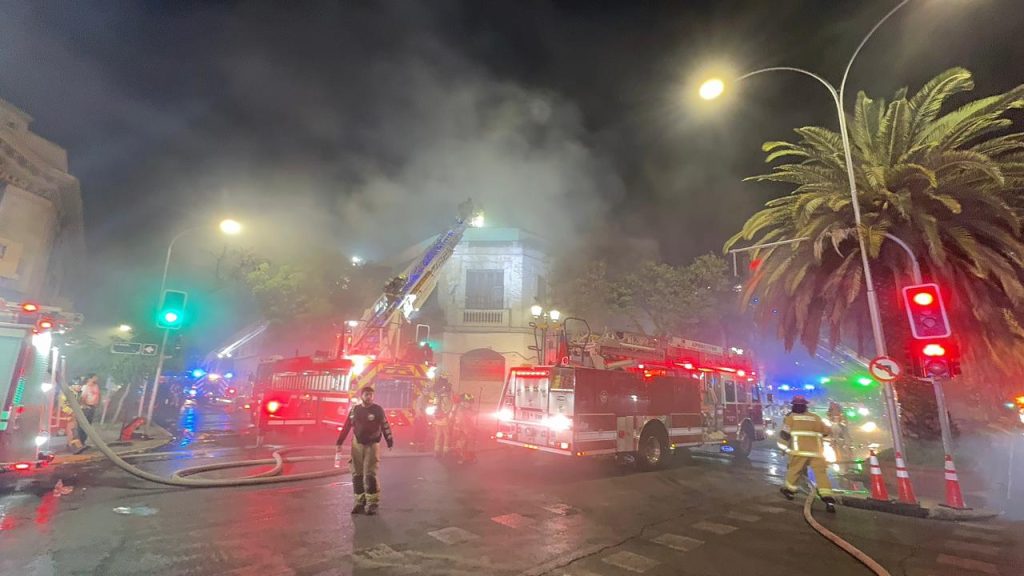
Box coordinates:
[867,449,890,501]
[943,454,967,509]
[894,452,918,505]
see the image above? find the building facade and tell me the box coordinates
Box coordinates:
[434,227,549,407]
[0,99,84,306]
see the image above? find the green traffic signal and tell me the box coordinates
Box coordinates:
[856,377,874,386]
[157,290,188,330]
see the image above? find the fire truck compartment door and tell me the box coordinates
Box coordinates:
[616,416,635,453]
[0,327,28,415]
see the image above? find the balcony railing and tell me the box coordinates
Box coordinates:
[461,309,509,326]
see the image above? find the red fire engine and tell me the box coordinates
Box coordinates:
[251,201,481,442]
[495,329,766,469]
[0,301,80,473]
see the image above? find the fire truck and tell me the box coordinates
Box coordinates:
[495,329,766,469]
[0,301,79,473]
[251,201,481,442]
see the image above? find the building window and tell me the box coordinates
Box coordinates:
[465,269,504,310]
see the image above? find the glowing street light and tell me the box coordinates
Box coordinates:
[118,324,133,333]
[219,218,243,235]
[699,78,725,100]
[530,304,544,318]
[548,309,561,322]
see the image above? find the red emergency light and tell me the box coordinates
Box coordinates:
[265,400,281,414]
[922,343,946,357]
[513,369,549,377]
[21,303,39,313]
[13,462,32,471]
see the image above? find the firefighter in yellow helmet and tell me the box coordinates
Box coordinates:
[778,396,837,513]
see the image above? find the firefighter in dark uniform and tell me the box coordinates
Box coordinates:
[336,386,394,515]
[778,395,836,513]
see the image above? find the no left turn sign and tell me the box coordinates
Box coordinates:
[869,356,902,382]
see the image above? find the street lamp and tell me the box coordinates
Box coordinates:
[530,304,544,318]
[529,305,564,365]
[118,324,132,333]
[219,218,243,235]
[701,0,914,459]
[146,218,244,430]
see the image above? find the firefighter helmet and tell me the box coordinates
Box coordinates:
[791,395,809,406]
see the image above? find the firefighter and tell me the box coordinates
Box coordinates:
[412,385,431,452]
[384,275,407,306]
[336,386,394,515]
[432,378,454,458]
[451,392,478,464]
[778,396,836,513]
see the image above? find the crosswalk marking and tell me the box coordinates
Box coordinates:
[427,526,479,545]
[492,513,536,528]
[652,533,705,552]
[601,551,659,573]
[953,528,1004,543]
[726,511,762,522]
[944,539,1001,557]
[692,521,739,535]
[936,554,1000,575]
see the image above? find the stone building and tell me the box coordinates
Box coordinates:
[0,98,84,306]
[434,227,549,407]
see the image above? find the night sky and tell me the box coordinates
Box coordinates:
[1,0,1022,355]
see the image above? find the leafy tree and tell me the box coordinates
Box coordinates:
[551,253,738,342]
[725,68,1024,433]
[727,68,1024,360]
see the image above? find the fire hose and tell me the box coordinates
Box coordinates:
[59,378,345,487]
[803,485,891,576]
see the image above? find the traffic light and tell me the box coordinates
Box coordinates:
[909,338,961,378]
[902,283,951,339]
[157,290,188,330]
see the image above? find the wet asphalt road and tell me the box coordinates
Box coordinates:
[1,406,1022,576]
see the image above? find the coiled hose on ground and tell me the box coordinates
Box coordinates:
[803,486,891,576]
[59,377,345,487]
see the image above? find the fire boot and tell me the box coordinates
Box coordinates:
[780,487,796,500]
[351,502,365,514]
[366,503,379,516]
[822,496,837,513]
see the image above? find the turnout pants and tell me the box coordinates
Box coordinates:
[434,420,450,454]
[785,455,833,497]
[350,442,382,504]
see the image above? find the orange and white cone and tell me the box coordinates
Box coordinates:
[868,449,890,501]
[894,452,918,505]
[943,454,967,509]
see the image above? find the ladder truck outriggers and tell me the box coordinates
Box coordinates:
[252,200,482,442]
[495,326,767,469]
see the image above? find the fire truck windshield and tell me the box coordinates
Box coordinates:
[372,378,416,410]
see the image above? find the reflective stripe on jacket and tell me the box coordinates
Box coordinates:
[781,412,829,457]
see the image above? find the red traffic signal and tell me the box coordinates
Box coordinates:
[902,283,951,339]
[910,338,961,378]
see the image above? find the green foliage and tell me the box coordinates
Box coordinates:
[726,68,1024,366]
[217,248,388,326]
[552,253,739,341]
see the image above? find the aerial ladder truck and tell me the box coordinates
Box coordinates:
[252,200,483,440]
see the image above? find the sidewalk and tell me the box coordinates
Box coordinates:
[47,422,174,465]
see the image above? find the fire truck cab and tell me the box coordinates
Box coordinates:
[495,330,765,468]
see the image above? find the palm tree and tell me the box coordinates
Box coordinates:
[725,68,1024,378]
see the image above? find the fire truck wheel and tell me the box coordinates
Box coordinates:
[734,422,755,458]
[637,425,669,471]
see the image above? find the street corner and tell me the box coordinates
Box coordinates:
[926,504,1002,522]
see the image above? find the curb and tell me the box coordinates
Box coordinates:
[52,437,174,465]
[839,495,1001,521]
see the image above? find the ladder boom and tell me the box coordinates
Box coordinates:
[348,199,480,357]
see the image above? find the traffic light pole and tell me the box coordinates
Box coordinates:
[890,234,958,460]
[144,328,170,432]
